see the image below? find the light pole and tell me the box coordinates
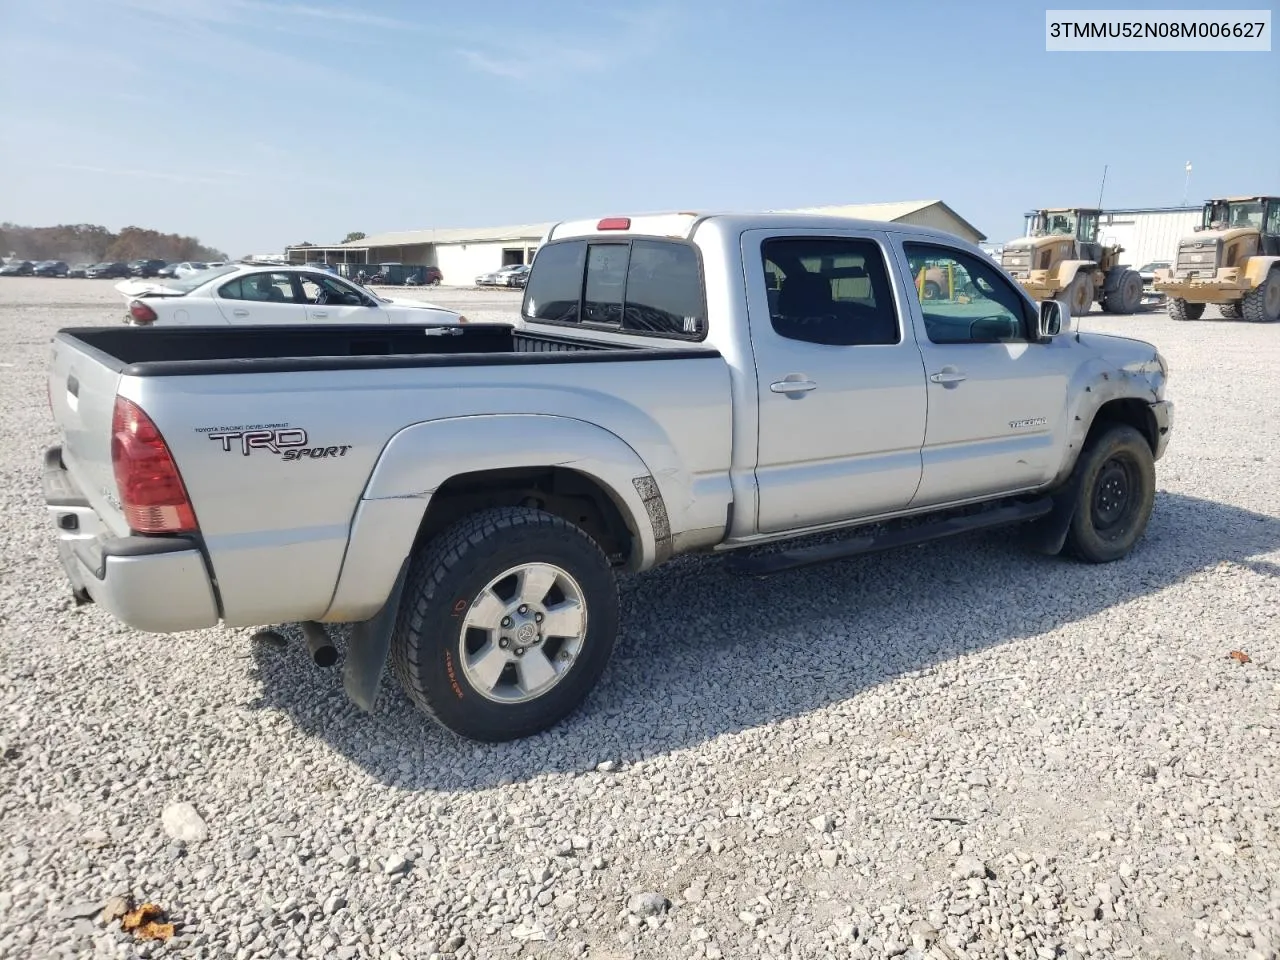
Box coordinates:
[1182,161,1192,206]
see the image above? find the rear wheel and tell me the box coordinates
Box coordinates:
[1218,301,1243,320]
[390,507,619,742]
[1061,273,1093,318]
[1062,424,1156,564]
[1242,268,1280,323]
[1102,270,1143,314]
[1167,298,1205,321]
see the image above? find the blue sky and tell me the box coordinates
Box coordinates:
[1,0,1276,255]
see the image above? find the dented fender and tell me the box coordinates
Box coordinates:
[1050,332,1167,486]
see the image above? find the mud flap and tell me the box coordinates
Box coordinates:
[341,558,410,713]
[1023,475,1081,556]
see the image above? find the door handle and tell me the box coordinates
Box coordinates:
[929,370,967,384]
[312,311,328,318]
[770,379,818,395]
[232,308,249,317]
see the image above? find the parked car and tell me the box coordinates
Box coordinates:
[111,263,466,326]
[0,260,35,276]
[155,262,180,278]
[172,261,210,279]
[506,263,531,288]
[403,266,444,286]
[42,211,1173,744]
[85,262,131,279]
[1136,260,1173,307]
[67,263,92,279]
[129,259,168,278]
[33,260,71,277]
[476,264,529,287]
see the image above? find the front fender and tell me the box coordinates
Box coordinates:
[322,414,669,622]
[1053,260,1094,289]
[1244,256,1280,287]
[1051,348,1162,486]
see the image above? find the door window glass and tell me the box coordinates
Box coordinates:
[903,243,1031,344]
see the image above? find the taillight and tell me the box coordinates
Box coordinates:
[128,300,157,325]
[111,396,198,534]
[597,217,631,230]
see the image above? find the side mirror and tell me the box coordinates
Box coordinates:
[1038,299,1065,338]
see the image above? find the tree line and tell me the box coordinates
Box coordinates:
[1,223,228,264]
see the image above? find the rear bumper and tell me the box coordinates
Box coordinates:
[1150,400,1174,461]
[43,446,220,633]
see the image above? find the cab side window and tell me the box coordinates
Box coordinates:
[761,237,900,346]
[903,243,1032,344]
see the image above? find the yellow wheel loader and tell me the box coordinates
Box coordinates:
[1153,196,1280,323]
[1000,208,1144,317]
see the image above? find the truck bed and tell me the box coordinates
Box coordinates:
[55,322,721,377]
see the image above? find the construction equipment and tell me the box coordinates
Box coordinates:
[1153,196,1280,322]
[1000,208,1144,317]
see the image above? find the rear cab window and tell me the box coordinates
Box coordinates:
[522,237,707,340]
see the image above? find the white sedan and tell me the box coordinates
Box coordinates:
[114,263,467,327]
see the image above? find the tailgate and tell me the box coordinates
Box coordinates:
[48,334,130,537]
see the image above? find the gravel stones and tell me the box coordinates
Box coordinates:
[1,286,1279,959]
[627,892,669,918]
[160,802,207,843]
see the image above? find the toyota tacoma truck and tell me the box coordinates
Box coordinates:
[43,212,1173,742]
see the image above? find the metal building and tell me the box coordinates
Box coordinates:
[283,199,987,286]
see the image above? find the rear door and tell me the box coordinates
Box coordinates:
[297,272,389,324]
[211,271,311,324]
[744,229,929,534]
[893,237,1069,505]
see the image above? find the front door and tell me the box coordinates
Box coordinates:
[746,230,929,535]
[298,272,387,324]
[895,239,1069,507]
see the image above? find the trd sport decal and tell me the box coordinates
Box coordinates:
[200,426,351,460]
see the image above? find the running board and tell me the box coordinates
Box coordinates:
[724,498,1054,578]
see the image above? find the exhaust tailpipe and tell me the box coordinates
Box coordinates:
[299,621,339,668]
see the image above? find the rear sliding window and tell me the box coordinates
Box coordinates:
[522,238,707,339]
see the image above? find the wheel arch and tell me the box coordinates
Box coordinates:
[322,414,671,624]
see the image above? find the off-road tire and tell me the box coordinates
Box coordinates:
[1102,270,1143,314]
[1218,301,1243,320]
[390,506,619,742]
[1167,298,1205,322]
[1062,424,1156,564]
[1061,273,1093,319]
[1242,268,1280,323]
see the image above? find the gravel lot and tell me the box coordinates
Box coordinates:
[1,277,1277,960]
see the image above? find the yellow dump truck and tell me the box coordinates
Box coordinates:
[1153,196,1280,322]
[1000,208,1144,317]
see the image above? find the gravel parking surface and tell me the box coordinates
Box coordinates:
[1,278,1277,960]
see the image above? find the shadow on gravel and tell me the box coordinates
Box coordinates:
[245,491,1280,790]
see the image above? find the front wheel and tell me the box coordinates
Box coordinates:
[1242,268,1280,323]
[1062,424,1156,563]
[1061,273,1093,318]
[1167,298,1205,321]
[390,507,619,742]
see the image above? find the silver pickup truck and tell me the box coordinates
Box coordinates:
[43,212,1173,742]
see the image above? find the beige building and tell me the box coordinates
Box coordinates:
[285,199,986,285]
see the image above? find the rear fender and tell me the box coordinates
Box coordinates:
[323,414,667,624]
